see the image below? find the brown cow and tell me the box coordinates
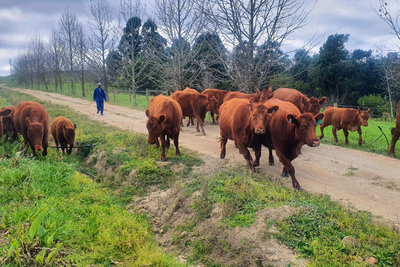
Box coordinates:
[389,100,400,157]
[219,98,279,171]
[223,87,273,103]
[51,117,77,154]
[171,90,219,135]
[145,94,183,161]
[14,101,49,157]
[263,98,324,190]
[272,88,326,115]
[202,88,229,123]
[319,107,370,146]
[0,106,17,141]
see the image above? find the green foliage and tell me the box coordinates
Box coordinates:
[357,94,390,116]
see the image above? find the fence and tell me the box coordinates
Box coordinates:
[111,88,168,107]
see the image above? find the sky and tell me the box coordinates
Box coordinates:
[0,0,399,77]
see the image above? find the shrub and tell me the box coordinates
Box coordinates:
[357,94,390,117]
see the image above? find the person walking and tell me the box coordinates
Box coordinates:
[93,83,107,115]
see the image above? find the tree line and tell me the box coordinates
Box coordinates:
[10,0,400,115]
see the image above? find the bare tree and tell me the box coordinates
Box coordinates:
[86,0,117,98]
[200,0,315,92]
[59,8,81,94]
[28,34,49,90]
[76,23,88,97]
[117,0,146,25]
[48,29,66,92]
[154,0,207,92]
[374,0,400,46]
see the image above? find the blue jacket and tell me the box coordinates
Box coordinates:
[93,87,107,102]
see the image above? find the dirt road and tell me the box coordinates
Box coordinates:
[10,88,400,224]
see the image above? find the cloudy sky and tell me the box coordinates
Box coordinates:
[0,0,399,77]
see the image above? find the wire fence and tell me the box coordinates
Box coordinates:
[322,103,395,119]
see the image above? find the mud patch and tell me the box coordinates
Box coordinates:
[131,184,307,267]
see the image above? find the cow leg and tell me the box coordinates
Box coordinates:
[276,151,301,190]
[54,139,60,152]
[195,115,206,135]
[332,127,339,143]
[61,143,66,154]
[68,144,73,155]
[160,136,167,161]
[389,128,400,157]
[357,127,363,146]
[155,138,160,148]
[29,143,38,157]
[211,112,215,124]
[343,128,350,145]
[319,125,325,139]
[163,134,170,148]
[42,132,49,157]
[268,148,274,166]
[173,133,181,156]
[190,117,194,125]
[253,141,262,167]
[186,118,191,127]
[220,136,228,159]
[281,167,289,177]
[236,141,254,171]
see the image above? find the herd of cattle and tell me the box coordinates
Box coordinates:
[0,89,399,190]
[145,87,400,190]
[0,101,76,156]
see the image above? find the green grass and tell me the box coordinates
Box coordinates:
[181,168,400,266]
[318,119,399,159]
[0,88,201,266]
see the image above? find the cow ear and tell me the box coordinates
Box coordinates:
[248,97,254,111]
[366,108,371,114]
[159,115,166,123]
[25,117,32,127]
[315,113,324,124]
[268,86,273,93]
[256,88,260,94]
[357,107,361,113]
[319,96,327,105]
[286,114,299,126]
[268,105,279,114]
[145,109,150,117]
[0,108,13,117]
[74,124,77,129]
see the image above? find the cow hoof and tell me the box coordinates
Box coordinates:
[196,129,200,132]
[299,150,302,155]
[160,158,167,162]
[220,155,225,159]
[202,133,206,136]
[281,173,289,178]
[297,187,303,191]
[269,162,274,166]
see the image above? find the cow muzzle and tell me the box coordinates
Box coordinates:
[34,145,42,151]
[147,139,156,145]
[255,128,266,135]
[310,140,320,147]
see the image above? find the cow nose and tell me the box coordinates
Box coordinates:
[34,145,42,150]
[312,140,320,147]
[255,128,265,134]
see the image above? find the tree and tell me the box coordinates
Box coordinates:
[59,8,80,94]
[76,23,88,97]
[201,0,315,92]
[311,34,350,101]
[87,0,117,98]
[377,52,400,116]
[48,29,66,92]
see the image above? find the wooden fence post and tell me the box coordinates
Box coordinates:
[146,89,149,107]
[114,87,116,102]
[334,103,337,108]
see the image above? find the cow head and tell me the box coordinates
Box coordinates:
[25,117,45,151]
[208,96,220,114]
[249,98,279,135]
[145,109,165,144]
[1,115,14,133]
[63,123,76,145]
[287,112,324,147]
[308,97,327,115]
[358,107,370,126]
[258,87,273,103]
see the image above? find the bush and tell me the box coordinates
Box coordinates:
[357,94,390,117]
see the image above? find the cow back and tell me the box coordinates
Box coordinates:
[219,98,253,140]
[272,88,308,113]
[171,91,209,117]
[149,95,183,133]
[202,89,228,107]
[0,106,16,135]
[14,101,49,135]
[51,116,76,145]
[323,107,362,130]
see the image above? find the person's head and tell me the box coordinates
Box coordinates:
[97,83,101,88]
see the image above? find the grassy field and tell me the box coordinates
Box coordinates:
[317,118,399,159]
[1,81,400,266]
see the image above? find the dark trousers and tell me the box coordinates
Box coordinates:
[96,100,104,115]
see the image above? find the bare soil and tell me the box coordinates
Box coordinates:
[11,88,400,225]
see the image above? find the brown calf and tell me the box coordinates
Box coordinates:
[389,101,400,157]
[0,106,17,141]
[171,90,219,135]
[272,88,326,115]
[219,98,279,171]
[202,88,229,123]
[145,95,183,161]
[14,101,49,157]
[51,117,76,154]
[319,107,370,146]
[263,98,324,190]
